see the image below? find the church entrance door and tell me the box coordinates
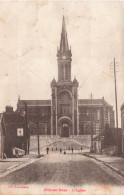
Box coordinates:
[61,123,69,137]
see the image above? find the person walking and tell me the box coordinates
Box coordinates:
[60,148,62,153]
[81,147,82,151]
[71,147,74,154]
[46,147,49,154]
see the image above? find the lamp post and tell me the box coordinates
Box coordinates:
[110,58,119,156]
[90,93,94,153]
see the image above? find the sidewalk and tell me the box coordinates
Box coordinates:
[82,152,124,177]
[0,153,44,178]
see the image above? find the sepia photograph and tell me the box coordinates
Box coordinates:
[0,1,124,195]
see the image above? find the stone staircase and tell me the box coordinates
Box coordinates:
[29,135,91,151]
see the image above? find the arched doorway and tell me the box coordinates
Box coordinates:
[61,122,69,137]
[58,117,72,137]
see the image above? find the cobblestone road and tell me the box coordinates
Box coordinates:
[0,152,123,186]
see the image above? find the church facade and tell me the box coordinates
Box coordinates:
[17,17,115,137]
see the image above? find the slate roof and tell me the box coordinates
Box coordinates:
[3,112,24,124]
[17,98,112,108]
[18,100,51,107]
[78,99,112,107]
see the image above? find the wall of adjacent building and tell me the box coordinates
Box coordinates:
[17,104,51,135]
[79,105,115,135]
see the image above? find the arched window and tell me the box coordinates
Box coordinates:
[58,91,72,116]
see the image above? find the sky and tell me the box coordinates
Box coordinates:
[0,1,123,126]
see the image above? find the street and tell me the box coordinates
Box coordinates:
[0,151,123,186]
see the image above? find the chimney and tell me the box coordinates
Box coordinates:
[5,106,13,113]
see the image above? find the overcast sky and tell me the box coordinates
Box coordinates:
[0,1,124,126]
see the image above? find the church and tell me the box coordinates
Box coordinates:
[17,17,115,137]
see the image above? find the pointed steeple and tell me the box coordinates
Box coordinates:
[57,16,72,82]
[60,16,69,52]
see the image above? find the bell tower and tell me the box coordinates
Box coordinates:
[51,16,79,137]
[57,16,72,84]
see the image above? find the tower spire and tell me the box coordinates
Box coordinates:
[60,16,69,52]
[57,16,72,82]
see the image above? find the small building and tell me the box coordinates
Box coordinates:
[93,124,122,156]
[2,106,26,157]
[121,103,124,155]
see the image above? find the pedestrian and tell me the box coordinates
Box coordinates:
[46,147,49,154]
[71,147,74,154]
[60,148,62,153]
[81,147,82,151]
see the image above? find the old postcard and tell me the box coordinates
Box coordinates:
[0,1,124,195]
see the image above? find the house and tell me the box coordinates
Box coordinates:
[2,106,26,157]
[93,124,122,156]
